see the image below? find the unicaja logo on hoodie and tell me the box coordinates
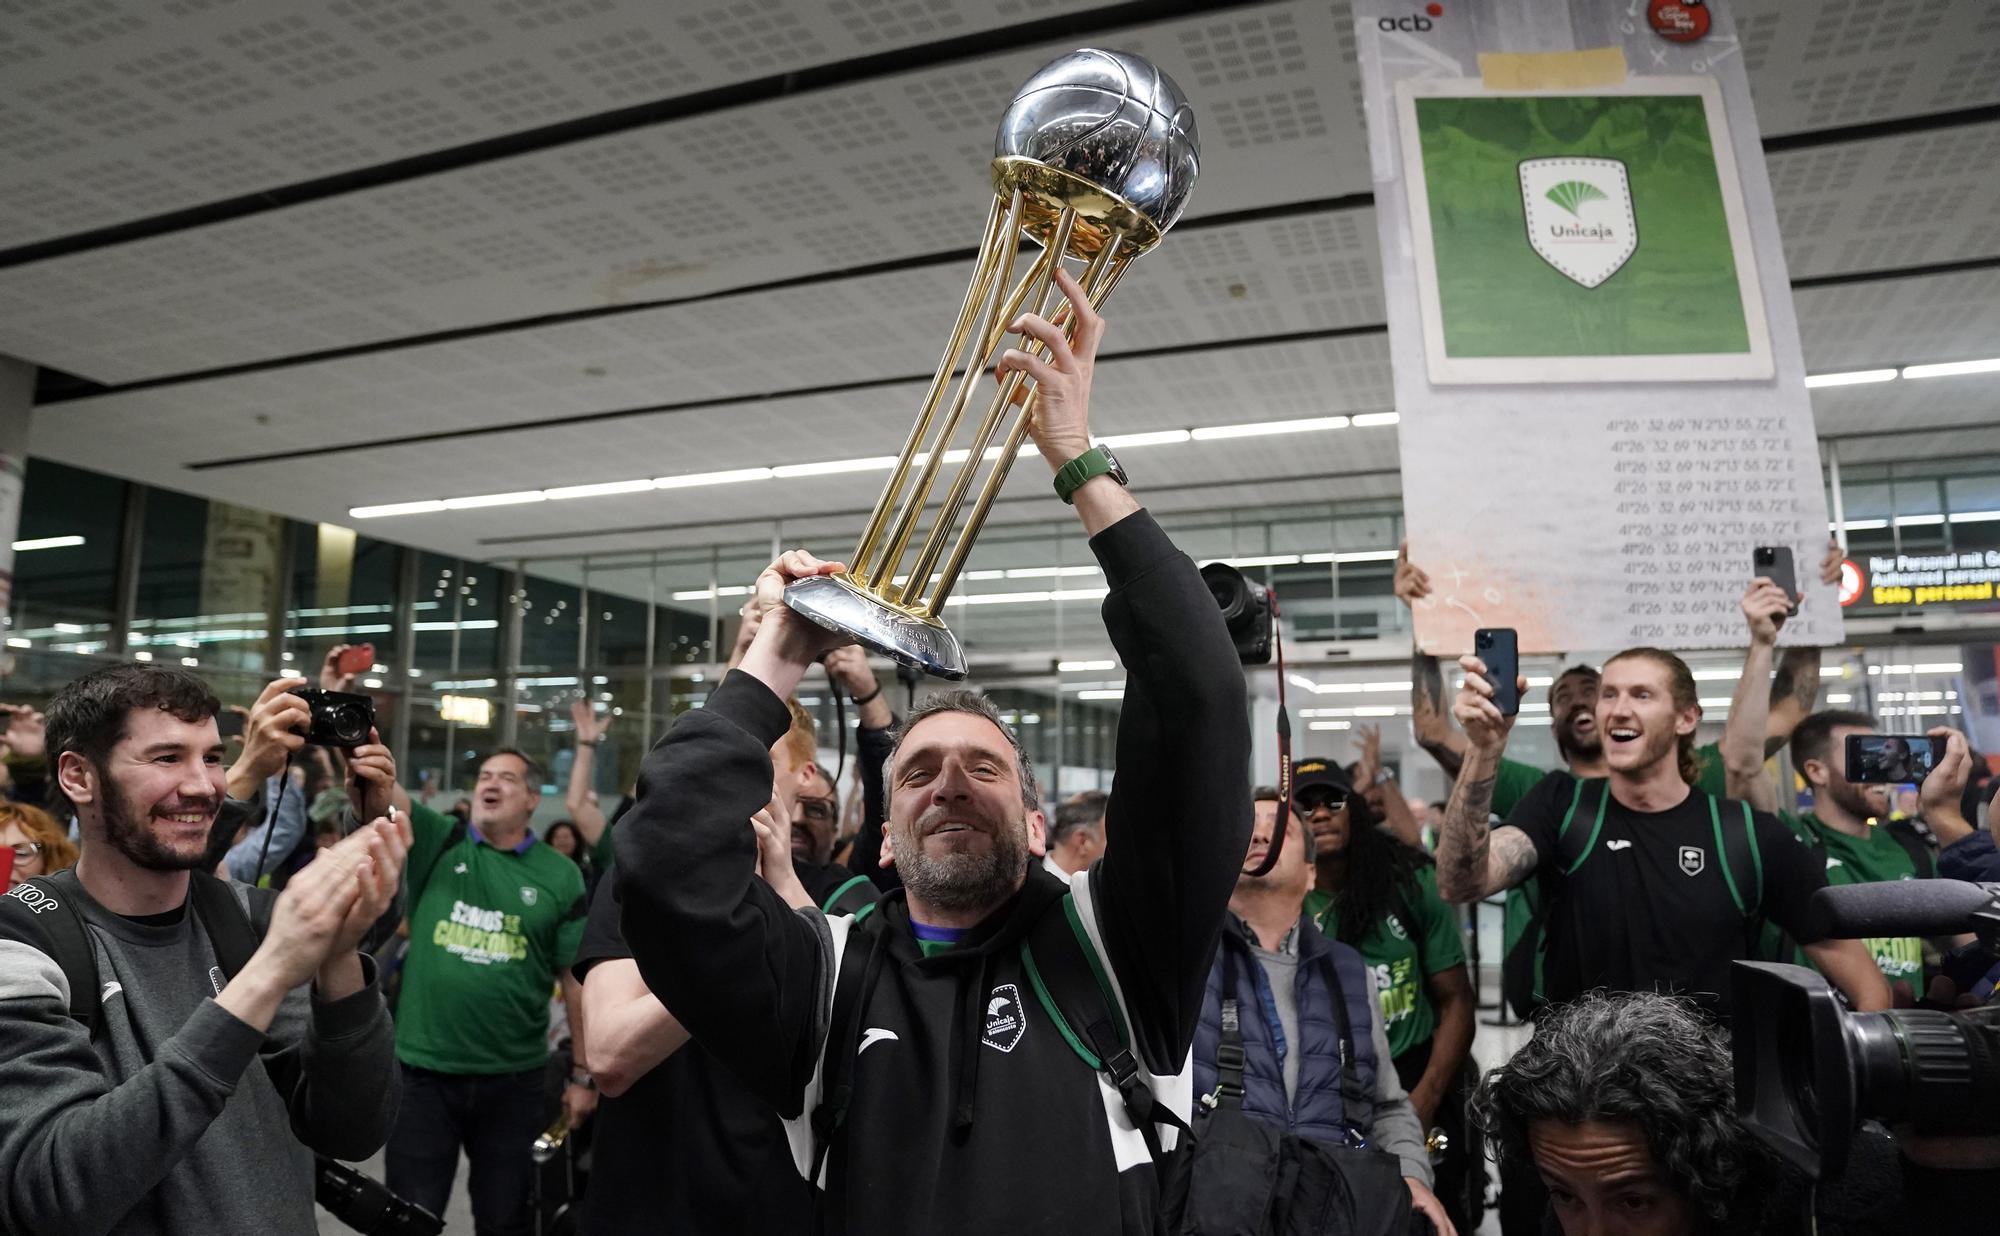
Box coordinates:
[983,983,1026,1053]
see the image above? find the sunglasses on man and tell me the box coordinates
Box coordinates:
[1291,785,1351,815]
[795,796,837,824]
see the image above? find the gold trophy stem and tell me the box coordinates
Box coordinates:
[920,237,1130,615]
[869,193,1029,600]
[903,208,1080,605]
[850,193,1015,586]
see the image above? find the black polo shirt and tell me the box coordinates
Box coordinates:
[1506,771,1825,1022]
[572,870,812,1236]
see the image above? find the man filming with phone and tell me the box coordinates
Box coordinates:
[1433,642,1889,1022]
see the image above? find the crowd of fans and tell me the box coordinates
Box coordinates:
[0,282,1995,1236]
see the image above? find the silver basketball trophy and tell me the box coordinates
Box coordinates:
[783,48,1200,679]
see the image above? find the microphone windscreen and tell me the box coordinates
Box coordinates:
[1808,880,1998,940]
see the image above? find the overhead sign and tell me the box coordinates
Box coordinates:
[1354,1,1838,654]
[1846,552,2000,613]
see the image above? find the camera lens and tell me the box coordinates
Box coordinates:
[329,702,371,746]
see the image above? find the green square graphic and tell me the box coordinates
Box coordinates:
[1413,94,1752,358]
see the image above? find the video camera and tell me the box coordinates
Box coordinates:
[1733,880,2000,1177]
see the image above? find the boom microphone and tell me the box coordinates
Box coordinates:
[1808,880,2000,940]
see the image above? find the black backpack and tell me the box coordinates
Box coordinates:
[1177,942,1427,1236]
[0,866,270,1033]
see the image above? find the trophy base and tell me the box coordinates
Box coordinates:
[783,574,968,681]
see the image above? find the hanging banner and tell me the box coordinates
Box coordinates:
[1355,1,1839,654]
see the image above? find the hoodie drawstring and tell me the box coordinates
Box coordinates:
[949,951,994,1135]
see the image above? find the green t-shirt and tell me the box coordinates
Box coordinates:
[1491,757,1547,820]
[1774,811,1930,990]
[396,802,589,1074]
[1306,866,1467,1060]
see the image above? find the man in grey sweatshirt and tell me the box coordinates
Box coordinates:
[0,663,410,1236]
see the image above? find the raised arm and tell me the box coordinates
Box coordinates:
[565,699,611,848]
[1003,269,1251,1070]
[1721,578,1791,814]
[1394,544,1469,779]
[1763,544,1841,753]
[1433,654,1539,903]
[614,548,850,1117]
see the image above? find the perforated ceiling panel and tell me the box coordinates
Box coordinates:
[1737,0,2000,134]
[0,0,1132,250]
[9,0,1999,594]
[0,1,1368,384]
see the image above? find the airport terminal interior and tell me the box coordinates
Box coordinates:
[1,2,1997,1232]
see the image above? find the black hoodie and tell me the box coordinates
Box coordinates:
[615,509,1251,1235]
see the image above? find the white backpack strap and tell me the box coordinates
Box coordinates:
[782,910,850,1184]
[1066,869,1194,1166]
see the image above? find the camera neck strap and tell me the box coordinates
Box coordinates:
[1243,586,1290,879]
[251,749,298,888]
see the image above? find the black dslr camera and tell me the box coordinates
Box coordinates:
[286,687,376,748]
[1200,562,1273,664]
[1733,880,2000,1177]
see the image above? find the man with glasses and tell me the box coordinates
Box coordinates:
[779,704,880,919]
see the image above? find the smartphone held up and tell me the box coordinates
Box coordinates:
[1475,627,1520,717]
[1845,733,1946,785]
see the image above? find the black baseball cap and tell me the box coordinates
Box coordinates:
[1291,758,1354,798]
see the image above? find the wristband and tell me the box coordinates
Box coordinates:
[849,686,882,707]
[569,1072,597,1091]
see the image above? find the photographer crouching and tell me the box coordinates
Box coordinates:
[0,663,408,1236]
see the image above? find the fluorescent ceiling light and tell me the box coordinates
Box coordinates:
[1949,509,2000,523]
[771,457,898,478]
[443,490,546,510]
[670,585,752,601]
[4,637,28,649]
[350,500,449,519]
[1191,415,1350,441]
[1096,429,1191,448]
[1309,721,1352,730]
[1350,412,1400,427]
[411,620,499,631]
[12,535,84,551]
[1804,369,1897,388]
[1217,553,1302,568]
[1076,689,1125,701]
[1005,565,1099,579]
[1902,358,2000,379]
[1825,693,1852,704]
[1058,659,1116,672]
[653,467,775,489]
[1299,549,1400,564]
[1893,514,1945,526]
[1832,518,1888,531]
[545,479,654,500]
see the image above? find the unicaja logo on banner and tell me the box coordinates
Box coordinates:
[1519,157,1637,288]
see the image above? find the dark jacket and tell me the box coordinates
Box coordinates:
[1193,915,1379,1146]
[614,510,1251,1235]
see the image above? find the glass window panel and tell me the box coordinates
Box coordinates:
[9,459,124,655]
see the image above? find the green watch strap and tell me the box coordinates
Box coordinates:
[1053,447,1113,505]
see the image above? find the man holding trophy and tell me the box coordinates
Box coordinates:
[612,51,1256,1231]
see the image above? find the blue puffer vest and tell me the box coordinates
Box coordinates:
[1193,912,1378,1146]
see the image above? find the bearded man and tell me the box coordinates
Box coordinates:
[611,271,1252,1234]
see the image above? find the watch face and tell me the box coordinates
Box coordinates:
[1099,446,1128,484]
